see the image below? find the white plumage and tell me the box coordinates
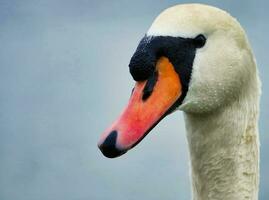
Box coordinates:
[148,4,261,200]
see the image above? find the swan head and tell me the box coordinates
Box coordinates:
[98,4,257,158]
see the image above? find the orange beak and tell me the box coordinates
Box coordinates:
[98,57,182,158]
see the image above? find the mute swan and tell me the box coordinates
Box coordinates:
[98,4,261,200]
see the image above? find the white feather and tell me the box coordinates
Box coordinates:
[148,4,261,200]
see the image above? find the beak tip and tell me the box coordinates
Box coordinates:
[98,130,127,158]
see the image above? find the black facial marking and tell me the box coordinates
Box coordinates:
[129,34,206,110]
[142,71,158,101]
[129,38,156,81]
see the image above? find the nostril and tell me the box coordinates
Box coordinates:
[98,130,127,158]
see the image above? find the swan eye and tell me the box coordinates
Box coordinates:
[193,34,206,48]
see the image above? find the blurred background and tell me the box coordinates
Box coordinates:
[0,0,268,199]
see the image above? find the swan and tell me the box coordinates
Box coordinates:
[98,4,261,200]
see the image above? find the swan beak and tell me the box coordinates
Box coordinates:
[98,57,182,158]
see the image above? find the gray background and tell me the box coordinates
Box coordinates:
[0,0,268,199]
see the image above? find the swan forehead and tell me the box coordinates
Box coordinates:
[147,4,243,38]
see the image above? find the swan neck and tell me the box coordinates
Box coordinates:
[184,99,259,200]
